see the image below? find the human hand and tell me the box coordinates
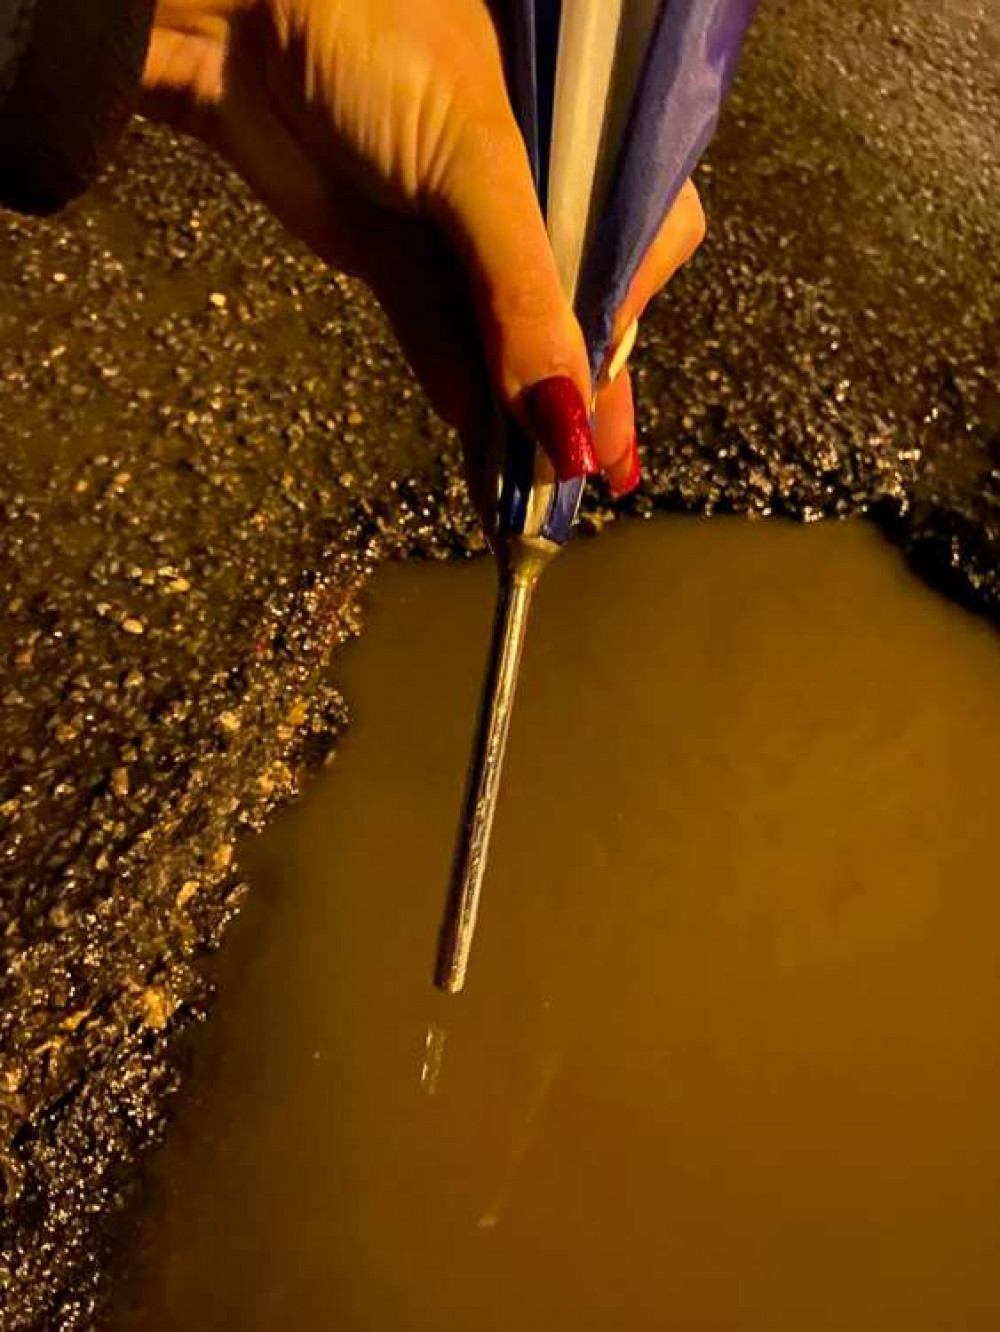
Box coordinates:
[144,0,705,500]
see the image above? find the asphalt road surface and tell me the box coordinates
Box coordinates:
[0,1,997,1325]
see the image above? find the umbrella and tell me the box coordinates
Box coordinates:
[435,0,758,992]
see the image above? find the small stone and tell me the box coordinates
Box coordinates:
[1,1066,24,1094]
[218,710,240,734]
[286,699,308,728]
[140,986,177,1032]
[176,880,199,909]
[256,760,292,797]
[121,617,145,636]
[53,719,80,744]
[209,292,227,309]
[212,843,234,871]
[111,767,129,797]
[346,409,364,426]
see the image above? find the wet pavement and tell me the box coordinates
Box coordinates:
[1,0,998,1326]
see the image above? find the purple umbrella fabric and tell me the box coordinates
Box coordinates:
[499,0,758,543]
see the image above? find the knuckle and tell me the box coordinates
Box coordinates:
[487,265,561,333]
[452,103,522,178]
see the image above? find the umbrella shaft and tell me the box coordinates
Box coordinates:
[435,558,542,992]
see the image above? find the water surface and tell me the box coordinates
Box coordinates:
[112,518,1000,1331]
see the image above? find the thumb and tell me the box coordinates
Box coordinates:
[430,111,598,482]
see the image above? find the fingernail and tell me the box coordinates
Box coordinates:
[521,376,599,481]
[608,431,642,499]
[603,319,638,387]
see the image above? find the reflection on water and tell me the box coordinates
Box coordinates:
[111,518,1000,1331]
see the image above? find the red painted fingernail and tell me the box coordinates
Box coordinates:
[609,431,642,499]
[521,376,599,481]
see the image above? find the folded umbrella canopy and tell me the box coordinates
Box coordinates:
[435,0,758,992]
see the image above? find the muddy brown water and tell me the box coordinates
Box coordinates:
[110,517,1000,1331]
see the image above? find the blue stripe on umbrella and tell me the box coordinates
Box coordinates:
[498,417,537,535]
[503,0,562,203]
[505,1,541,186]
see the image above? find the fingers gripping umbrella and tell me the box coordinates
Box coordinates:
[435,0,758,992]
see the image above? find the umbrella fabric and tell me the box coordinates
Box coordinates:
[499,0,758,543]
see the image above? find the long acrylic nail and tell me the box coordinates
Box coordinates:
[521,376,599,481]
[608,431,642,499]
[603,319,638,387]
